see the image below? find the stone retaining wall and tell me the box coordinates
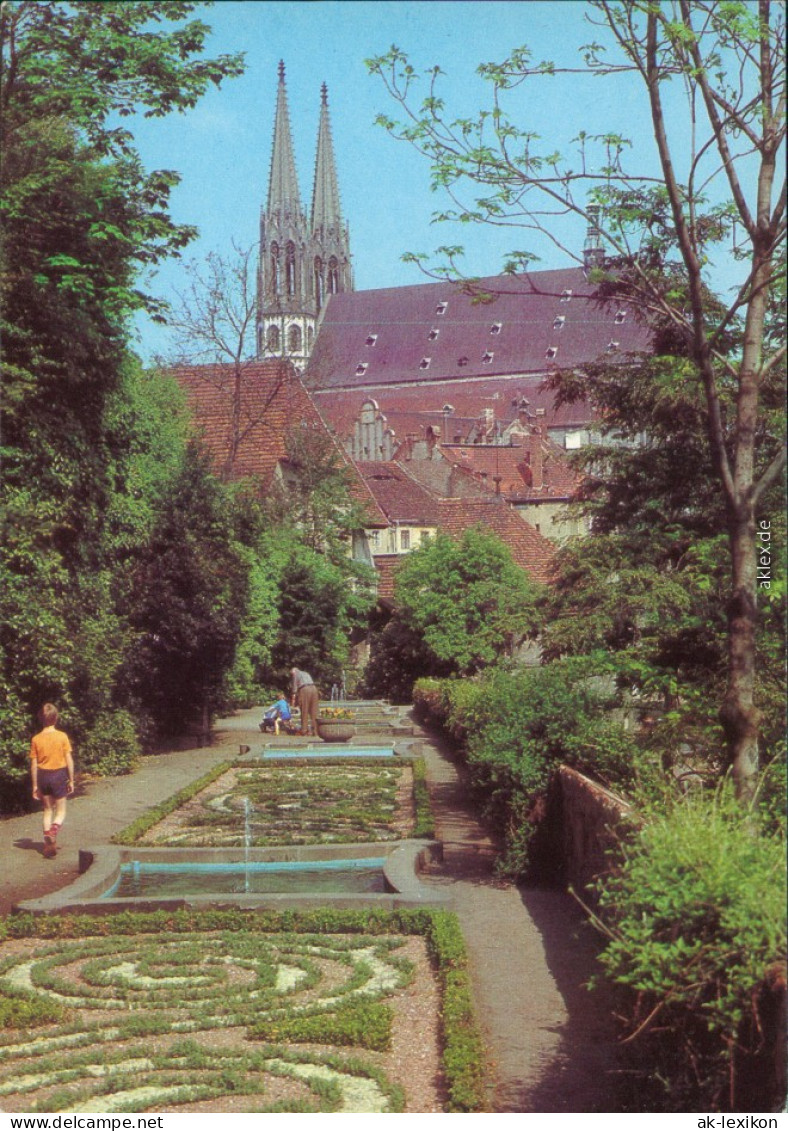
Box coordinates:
[550,765,632,895]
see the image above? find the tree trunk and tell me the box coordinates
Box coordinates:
[720,507,761,801]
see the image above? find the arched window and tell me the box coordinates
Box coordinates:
[328,256,339,294]
[288,324,302,352]
[314,257,323,311]
[285,241,296,296]
[307,326,314,350]
[267,324,280,352]
[270,242,280,293]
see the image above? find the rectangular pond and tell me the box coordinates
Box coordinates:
[260,745,396,759]
[105,856,389,898]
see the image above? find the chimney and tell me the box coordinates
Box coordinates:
[583,203,605,272]
[531,429,544,490]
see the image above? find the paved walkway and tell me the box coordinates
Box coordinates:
[0,706,618,1112]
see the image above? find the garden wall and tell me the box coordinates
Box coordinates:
[549,765,632,894]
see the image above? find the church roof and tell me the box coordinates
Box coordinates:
[306,267,651,390]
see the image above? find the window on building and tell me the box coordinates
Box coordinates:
[285,241,296,296]
[365,333,378,346]
[436,301,448,315]
[535,407,546,416]
[288,324,302,352]
[313,257,323,311]
[400,529,410,550]
[490,322,502,334]
[428,327,440,340]
[614,309,627,324]
[482,350,494,364]
[553,315,566,330]
[307,326,314,349]
[545,346,558,360]
[266,325,280,352]
[270,243,280,294]
[457,356,469,367]
[419,357,431,370]
[328,256,339,294]
[607,340,620,352]
[355,362,368,377]
[560,288,573,302]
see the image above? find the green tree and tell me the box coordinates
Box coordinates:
[368,0,786,798]
[0,2,243,800]
[387,528,541,682]
[123,443,249,735]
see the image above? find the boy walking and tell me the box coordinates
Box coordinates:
[30,704,74,858]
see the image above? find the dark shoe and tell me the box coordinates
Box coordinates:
[43,840,56,858]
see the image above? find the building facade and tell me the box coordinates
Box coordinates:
[257,62,353,371]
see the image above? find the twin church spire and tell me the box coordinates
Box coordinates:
[257,61,352,369]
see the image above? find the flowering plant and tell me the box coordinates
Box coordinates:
[318,707,355,721]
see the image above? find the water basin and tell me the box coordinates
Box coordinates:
[14,841,449,914]
[260,744,395,759]
[105,857,388,898]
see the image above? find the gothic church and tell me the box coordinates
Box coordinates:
[257,62,353,371]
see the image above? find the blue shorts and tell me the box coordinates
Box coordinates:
[37,767,70,800]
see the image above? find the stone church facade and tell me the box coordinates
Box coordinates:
[257,62,353,371]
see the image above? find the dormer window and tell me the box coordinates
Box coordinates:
[419,357,431,370]
[482,351,494,364]
[458,356,469,367]
[436,301,448,315]
[614,310,626,324]
[545,346,558,360]
[428,327,440,341]
[490,322,502,334]
[355,362,369,377]
[560,289,573,302]
[606,340,620,352]
[365,333,378,346]
[553,315,566,330]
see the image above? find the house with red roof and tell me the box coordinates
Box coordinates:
[168,360,387,534]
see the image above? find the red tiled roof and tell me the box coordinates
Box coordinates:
[169,361,387,526]
[356,461,443,524]
[311,378,594,449]
[436,497,556,585]
[441,436,582,502]
[306,267,651,391]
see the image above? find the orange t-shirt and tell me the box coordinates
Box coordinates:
[29,728,71,771]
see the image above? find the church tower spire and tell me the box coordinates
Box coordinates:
[257,61,313,369]
[257,66,353,369]
[310,82,353,312]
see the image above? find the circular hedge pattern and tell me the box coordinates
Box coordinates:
[0,931,410,1113]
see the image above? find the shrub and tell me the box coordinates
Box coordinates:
[78,709,140,776]
[594,789,787,1111]
[416,661,646,876]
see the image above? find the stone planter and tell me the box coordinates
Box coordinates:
[316,721,356,743]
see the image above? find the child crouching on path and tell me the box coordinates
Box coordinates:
[30,703,74,858]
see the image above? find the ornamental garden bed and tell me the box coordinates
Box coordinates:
[0,909,486,1113]
[115,760,433,848]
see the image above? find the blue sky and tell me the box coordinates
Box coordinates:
[128,0,694,361]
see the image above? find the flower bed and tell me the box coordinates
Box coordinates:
[118,763,424,848]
